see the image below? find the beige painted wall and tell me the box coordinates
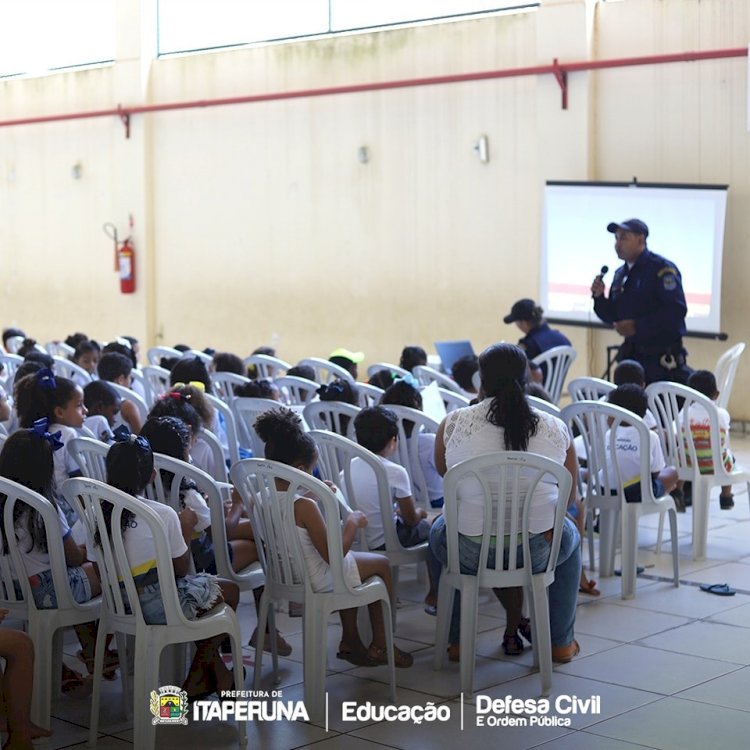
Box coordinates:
[1,0,748,413]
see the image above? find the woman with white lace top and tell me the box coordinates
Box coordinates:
[429,343,581,664]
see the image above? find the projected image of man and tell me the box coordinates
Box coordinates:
[591,218,691,384]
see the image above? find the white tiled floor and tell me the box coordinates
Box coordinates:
[9,436,750,749]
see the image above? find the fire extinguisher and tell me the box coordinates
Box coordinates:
[103,221,136,294]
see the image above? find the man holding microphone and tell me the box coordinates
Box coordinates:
[591,218,691,384]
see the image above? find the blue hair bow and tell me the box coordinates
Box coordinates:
[27,417,64,452]
[394,372,419,389]
[36,368,57,391]
[112,425,151,453]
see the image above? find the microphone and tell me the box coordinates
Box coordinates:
[592,265,609,299]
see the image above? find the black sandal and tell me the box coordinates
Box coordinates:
[502,632,524,656]
[518,617,533,645]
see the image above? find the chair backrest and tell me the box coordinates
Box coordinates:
[568,376,615,402]
[141,365,171,407]
[4,336,25,354]
[274,375,319,406]
[366,363,410,379]
[310,429,408,552]
[562,400,663,507]
[146,346,182,366]
[212,371,251,406]
[205,393,240,466]
[302,401,360,441]
[0,353,23,383]
[107,382,150,427]
[188,350,212,365]
[442,452,571,586]
[436,387,470,413]
[0,477,88,617]
[243,354,292,380]
[52,356,92,384]
[46,341,75,358]
[229,458,351,598]
[714,342,745,410]
[412,365,464,394]
[196,428,230,483]
[67,436,110,482]
[532,346,577,404]
[357,382,385,408]
[378,405,439,507]
[646,380,727,480]
[296,357,355,385]
[527,395,562,418]
[232,398,288,458]
[62,476,193,628]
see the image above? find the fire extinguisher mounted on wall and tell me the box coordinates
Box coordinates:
[103,221,136,294]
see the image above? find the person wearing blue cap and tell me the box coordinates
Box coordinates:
[591,219,691,384]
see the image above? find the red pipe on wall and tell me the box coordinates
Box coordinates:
[0,46,746,133]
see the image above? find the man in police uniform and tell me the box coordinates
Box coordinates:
[591,218,691,384]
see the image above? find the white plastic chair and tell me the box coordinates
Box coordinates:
[436,387,470,413]
[212,371,251,406]
[366,362,410,379]
[296,357,356,385]
[233,397,287,458]
[205,393,241,466]
[0,353,23,383]
[432,452,572,696]
[51,355,92,384]
[302,400,360,441]
[244,354,292,380]
[63,477,245,750]
[568,376,615,402]
[146,346,182,367]
[562,400,679,597]
[4,336,25,354]
[714,342,745,410]
[378,405,440,509]
[0,477,103,730]
[532,346,577,405]
[229,458,396,721]
[647,381,750,560]
[413,365,464,394]
[528,395,562,418]
[107,382,150,427]
[45,341,75,358]
[141,365,171,407]
[310,429,431,622]
[274,375,319,406]
[357,382,385,408]
[67,436,110,482]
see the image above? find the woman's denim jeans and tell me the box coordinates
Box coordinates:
[429,514,580,647]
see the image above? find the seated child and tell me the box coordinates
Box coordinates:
[684,370,736,510]
[328,348,363,381]
[613,359,657,429]
[72,340,101,386]
[254,408,413,667]
[82,380,120,443]
[317,378,359,436]
[211,352,246,376]
[605,384,678,502]
[379,378,444,508]
[451,355,479,396]
[351,406,430,550]
[399,346,427,373]
[97,352,142,433]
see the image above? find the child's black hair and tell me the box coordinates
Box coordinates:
[170,356,212,394]
[317,378,358,406]
[140,416,191,462]
[98,352,133,382]
[17,338,44,358]
[613,359,646,387]
[399,346,427,372]
[65,332,89,350]
[687,370,718,399]
[286,365,316,382]
[102,340,137,369]
[452,355,479,392]
[73,340,100,363]
[368,369,397,390]
[22,350,54,369]
[2,327,25,348]
[354,406,399,454]
[148,392,202,436]
[13,360,43,386]
[0,429,56,554]
[380,380,422,438]
[14,370,81,428]
[235,379,277,400]
[254,408,317,468]
[83,380,119,411]
[213,352,245,376]
[607,383,648,418]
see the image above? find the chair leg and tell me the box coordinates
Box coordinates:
[620,508,639,600]
[529,581,552,696]
[302,603,329,723]
[390,566,400,630]
[379,596,397,704]
[133,642,160,750]
[692,477,710,561]
[459,583,479,697]
[598,509,619,578]
[88,621,110,746]
[668,509,680,587]
[655,512,665,556]
[586,508,596,574]
[29,623,52,731]
[433,577,453,671]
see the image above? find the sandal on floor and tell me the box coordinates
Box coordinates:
[76,649,119,680]
[502,633,524,656]
[336,645,372,667]
[249,628,293,657]
[366,644,414,669]
[447,644,460,663]
[551,640,580,664]
[518,617,532,645]
[61,664,89,694]
[579,579,601,596]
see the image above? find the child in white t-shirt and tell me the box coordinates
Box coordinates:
[604,384,678,502]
